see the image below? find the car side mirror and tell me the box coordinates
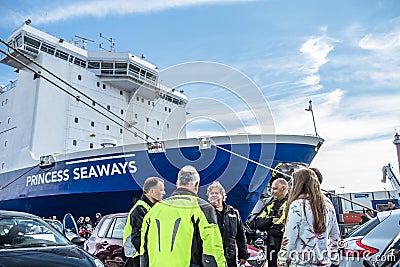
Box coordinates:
[70,236,86,246]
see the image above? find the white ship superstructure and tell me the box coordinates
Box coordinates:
[0,24,187,173]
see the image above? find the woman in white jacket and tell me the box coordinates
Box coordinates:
[278,168,340,267]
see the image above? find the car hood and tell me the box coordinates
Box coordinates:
[0,245,96,267]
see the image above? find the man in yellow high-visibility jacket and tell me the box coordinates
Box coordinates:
[140,165,226,267]
[123,177,165,267]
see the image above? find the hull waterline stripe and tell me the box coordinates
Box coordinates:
[65,153,136,165]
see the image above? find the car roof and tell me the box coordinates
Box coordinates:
[376,209,400,221]
[104,212,128,217]
[0,210,40,218]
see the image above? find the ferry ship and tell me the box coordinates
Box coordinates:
[0,23,324,220]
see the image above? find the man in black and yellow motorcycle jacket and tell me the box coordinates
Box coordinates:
[140,165,226,267]
[250,178,288,267]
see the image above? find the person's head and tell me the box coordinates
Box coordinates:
[84,217,91,223]
[143,177,165,203]
[177,165,200,193]
[388,200,396,209]
[310,167,323,184]
[271,178,288,200]
[206,181,226,209]
[95,213,101,219]
[286,168,326,234]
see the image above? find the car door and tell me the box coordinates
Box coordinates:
[93,215,127,267]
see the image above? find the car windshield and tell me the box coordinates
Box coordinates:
[0,216,70,249]
[44,219,63,232]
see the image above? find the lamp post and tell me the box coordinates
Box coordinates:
[305,100,319,137]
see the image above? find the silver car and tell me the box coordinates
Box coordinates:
[339,209,400,267]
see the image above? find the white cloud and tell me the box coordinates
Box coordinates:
[3,0,257,26]
[300,36,335,74]
[359,32,400,51]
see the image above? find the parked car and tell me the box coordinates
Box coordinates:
[85,212,266,267]
[339,209,400,267]
[44,213,82,242]
[0,210,103,267]
[363,232,400,267]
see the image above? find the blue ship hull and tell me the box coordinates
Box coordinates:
[0,136,322,221]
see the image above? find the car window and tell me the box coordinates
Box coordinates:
[106,217,126,239]
[98,217,112,238]
[348,217,380,237]
[0,216,70,248]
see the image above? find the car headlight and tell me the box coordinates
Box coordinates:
[93,258,104,267]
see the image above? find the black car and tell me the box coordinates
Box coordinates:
[0,210,104,267]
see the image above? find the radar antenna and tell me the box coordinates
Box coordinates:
[99,33,115,52]
[74,35,94,50]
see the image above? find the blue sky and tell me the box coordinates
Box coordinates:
[0,0,400,194]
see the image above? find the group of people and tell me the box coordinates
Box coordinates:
[77,213,102,233]
[122,165,342,267]
[123,166,248,267]
[248,167,340,267]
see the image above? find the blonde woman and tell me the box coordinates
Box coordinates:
[278,168,340,267]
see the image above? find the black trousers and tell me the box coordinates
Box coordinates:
[226,258,237,267]
[267,237,282,267]
[124,256,140,267]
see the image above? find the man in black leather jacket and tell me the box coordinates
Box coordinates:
[207,181,249,267]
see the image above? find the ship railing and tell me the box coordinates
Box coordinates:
[0,80,17,94]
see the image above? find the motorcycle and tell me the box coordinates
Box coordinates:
[79,224,92,239]
[244,229,267,267]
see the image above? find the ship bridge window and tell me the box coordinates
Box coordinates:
[41,43,55,55]
[97,82,100,87]
[73,140,77,146]
[115,63,127,68]
[88,61,100,69]
[129,64,140,74]
[146,72,156,82]
[74,57,86,68]
[24,36,40,48]
[16,35,22,48]
[78,75,82,81]
[140,69,146,77]
[69,55,74,63]
[90,143,94,149]
[55,50,69,61]
[74,117,79,123]
[103,84,106,89]
[23,36,40,54]
[101,62,113,69]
